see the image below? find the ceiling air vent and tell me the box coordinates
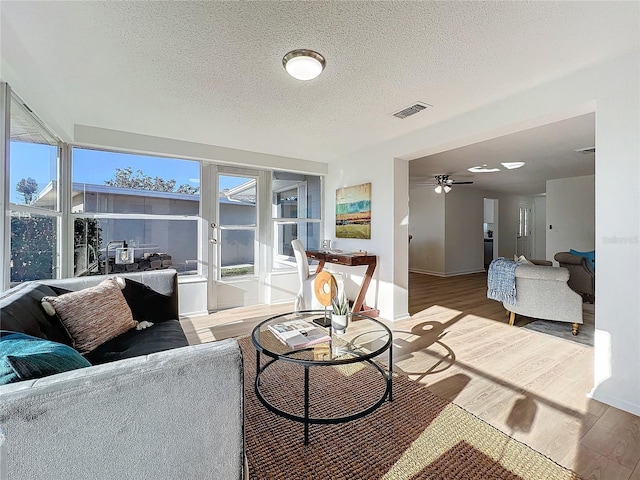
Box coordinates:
[392,102,431,119]
[574,146,595,154]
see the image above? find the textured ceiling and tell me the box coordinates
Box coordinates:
[410,113,596,195]
[1,1,637,190]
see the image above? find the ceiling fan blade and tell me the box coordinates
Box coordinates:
[451,181,474,185]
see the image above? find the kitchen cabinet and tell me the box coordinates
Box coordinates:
[484,199,495,224]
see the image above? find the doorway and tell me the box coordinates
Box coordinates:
[516,201,534,258]
[207,166,261,311]
[483,198,499,269]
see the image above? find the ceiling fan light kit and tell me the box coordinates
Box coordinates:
[426,174,472,194]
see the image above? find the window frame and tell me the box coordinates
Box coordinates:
[70,146,203,277]
[1,82,324,293]
[6,88,63,286]
[271,175,323,271]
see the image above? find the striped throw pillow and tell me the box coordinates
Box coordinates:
[41,278,136,354]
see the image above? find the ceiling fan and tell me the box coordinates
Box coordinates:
[416,174,474,193]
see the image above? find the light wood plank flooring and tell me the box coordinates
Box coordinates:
[182,272,640,479]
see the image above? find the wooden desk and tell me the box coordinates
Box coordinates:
[306,250,378,316]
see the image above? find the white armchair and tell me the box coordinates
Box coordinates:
[505,264,584,335]
[291,239,319,311]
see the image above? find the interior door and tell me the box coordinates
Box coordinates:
[516,202,534,257]
[207,167,260,311]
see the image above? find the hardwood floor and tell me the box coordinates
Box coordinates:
[182,272,640,479]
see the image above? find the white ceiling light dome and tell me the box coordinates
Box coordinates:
[283,49,326,80]
[501,162,526,169]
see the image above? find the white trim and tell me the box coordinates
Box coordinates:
[409,268,446,277]
[588,389,640,417]
[8,203,62,217]
[69,212,199,221]
[409,267,485,277]
[59,143,73,278]
[177,275,207,284]
[0,83,10,291]
[393,312,411,322]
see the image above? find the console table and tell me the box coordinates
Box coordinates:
[306,250,378,316]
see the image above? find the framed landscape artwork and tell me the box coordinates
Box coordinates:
[336,182,371,239]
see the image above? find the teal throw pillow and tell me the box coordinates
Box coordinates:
[569,249,595,270]
[0,331,91,385]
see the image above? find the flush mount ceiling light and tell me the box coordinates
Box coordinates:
[501,162,526,170]
[468,165,501,173]
[282,49,326,80]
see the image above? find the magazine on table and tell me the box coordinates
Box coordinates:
[268,319,331,349]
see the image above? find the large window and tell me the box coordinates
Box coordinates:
[2,83,324,294]
[72,148,201,276]
[9,93,60,285]
[272,171,322,270]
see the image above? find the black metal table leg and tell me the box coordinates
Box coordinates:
[388,338,393,402]
[304,365,310,445]
[256,350,261,386]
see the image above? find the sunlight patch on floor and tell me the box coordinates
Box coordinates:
[411,305,463,323]
[381,403,578,480]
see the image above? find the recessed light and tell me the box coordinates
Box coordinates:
[501,162,525,170]
[468,166,500,173]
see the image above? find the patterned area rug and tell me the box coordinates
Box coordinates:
[239,337,581,480]
[522,320,594,347]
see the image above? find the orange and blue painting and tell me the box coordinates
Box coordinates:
[335,182,371,239]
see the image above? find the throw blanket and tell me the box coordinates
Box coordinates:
[487,257,520,305]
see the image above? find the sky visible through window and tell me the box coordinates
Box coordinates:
[9,142,247,204]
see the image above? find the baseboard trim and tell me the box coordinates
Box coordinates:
[409,268,445,277]
[409,268,486,277]
[588,388,640,416]
[179,310,209,318]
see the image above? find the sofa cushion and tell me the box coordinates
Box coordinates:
[84,319,189,365]
[0,283,73,345]
[121,278,177,322]
[41,278,137,354]
[0,331,91,385]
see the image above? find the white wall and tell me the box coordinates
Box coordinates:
[444,188,485,275]
[392,158,410,319]
[337,51,639,415]
[74,126,328,175]
[178,278,208,317]
[546,175,595,263]
[408,186,445,275]
[534,196,547,260]
[492,193,537,258]
[324,157,408,321]
[409,187,486,276]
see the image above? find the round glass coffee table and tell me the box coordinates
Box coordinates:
[251,310,392,445]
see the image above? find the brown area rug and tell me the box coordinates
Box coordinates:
[240,337,581,480]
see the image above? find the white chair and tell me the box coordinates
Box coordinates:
[291,239,318,311]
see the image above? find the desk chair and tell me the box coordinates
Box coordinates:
[291,239,318,311]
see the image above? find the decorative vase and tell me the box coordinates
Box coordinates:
[331,313,348,334]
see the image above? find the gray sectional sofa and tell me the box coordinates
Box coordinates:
[0,270,244,480]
